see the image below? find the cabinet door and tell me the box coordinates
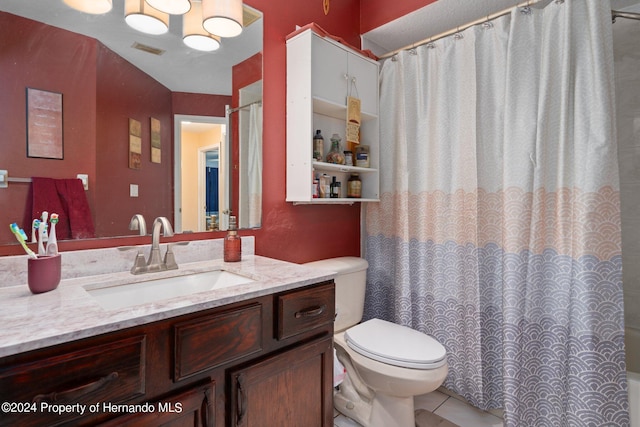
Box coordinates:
[229,336,333,427]
[311,34,348,107]
[100,381,215,427]
[348,53,379,117]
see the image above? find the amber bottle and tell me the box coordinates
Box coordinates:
[224,216,241,262]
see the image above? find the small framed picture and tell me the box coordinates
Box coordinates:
[150,117,161,164]
[129,118,142,170]
[26,88,63,160]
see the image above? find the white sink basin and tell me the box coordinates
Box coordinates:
[84,270,255,310]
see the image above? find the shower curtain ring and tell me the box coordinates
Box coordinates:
[483,15,494,29]
[454,26,464,40]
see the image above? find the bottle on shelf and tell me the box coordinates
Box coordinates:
[344,151,353,166]
[355,145,370,168]
[313,130,324,161]
[347,174,362,198]
[330,176,341,198]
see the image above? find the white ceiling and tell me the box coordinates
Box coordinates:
[363,0,640,57]
[0,0,262,95]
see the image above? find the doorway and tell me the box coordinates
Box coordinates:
[174,115,228,233]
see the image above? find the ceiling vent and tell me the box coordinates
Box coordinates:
[131,42,165,56]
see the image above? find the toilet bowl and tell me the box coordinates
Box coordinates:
[304,257,448,427]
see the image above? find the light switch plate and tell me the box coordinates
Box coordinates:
[130,184,139,197]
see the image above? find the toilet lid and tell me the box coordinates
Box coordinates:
[344,319,447,370]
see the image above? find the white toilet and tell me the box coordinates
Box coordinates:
[304,257,448,427]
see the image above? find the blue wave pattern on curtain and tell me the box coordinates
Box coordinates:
[363,0,629,425]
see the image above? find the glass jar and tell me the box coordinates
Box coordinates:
[344,151,353,166]
[355,145,370,168]
[326,134,345,164]
[347,174,362,198]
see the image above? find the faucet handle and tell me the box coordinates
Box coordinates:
[130,252,148,275]
[163,241,189,270]
[118,246,149,275]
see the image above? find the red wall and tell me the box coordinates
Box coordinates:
[243,0,363,263]
[95,44,173,237]
[0,12,97,245]
[172,92,230,117]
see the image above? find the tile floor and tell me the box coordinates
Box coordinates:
[333,389,503,427]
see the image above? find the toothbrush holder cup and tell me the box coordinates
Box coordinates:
[27,254,61,294]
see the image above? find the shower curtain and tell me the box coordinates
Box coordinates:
[247,102,262,228]
[363,0,629,425]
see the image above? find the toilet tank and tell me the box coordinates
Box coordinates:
[304,257,369,333]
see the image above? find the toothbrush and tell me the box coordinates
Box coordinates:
[31,219,39,243]
[9,223,37,259]
[40,212,49,242]
[46,213,59,256]
[38,212,48,256]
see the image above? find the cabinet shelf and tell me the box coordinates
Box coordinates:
[312,161,377,174]
[292,198,379,205]
[312,97,378,121]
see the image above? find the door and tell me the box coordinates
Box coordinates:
[229,336,333,427]
[101,381,215,427]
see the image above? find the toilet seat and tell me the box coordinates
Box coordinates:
[344,318,446,369]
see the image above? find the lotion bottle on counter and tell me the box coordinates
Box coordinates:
[224,216,241,262]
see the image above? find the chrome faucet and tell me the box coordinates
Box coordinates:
[125,216,188,275]
[145,217,174,272]
[128,214,147,236]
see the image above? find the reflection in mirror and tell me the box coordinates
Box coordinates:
[0,0,263,248]
[235,81,263,229]
[174,115,228,234]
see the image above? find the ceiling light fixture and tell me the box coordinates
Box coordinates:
[63,0,113,14]
[183,1,221,52]
[125,0,170,35]
[145,0,192,15]
[202,0,244,38]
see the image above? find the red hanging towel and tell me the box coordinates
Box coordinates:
[26,177,95,240]
[54,178,95,239]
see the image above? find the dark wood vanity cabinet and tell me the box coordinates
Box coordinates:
[0,281,335,427]
[229,336,333,427]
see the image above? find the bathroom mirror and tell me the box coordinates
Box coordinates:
[0,0,263,246]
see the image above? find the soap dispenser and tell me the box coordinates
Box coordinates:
[224,216,241,262]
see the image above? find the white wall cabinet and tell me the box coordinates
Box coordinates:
[286,29,380,204]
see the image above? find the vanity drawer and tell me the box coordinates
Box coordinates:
[277,282,335,340]
[173,303,263,381]
[0,335,146,427]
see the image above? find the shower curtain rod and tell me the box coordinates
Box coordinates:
[379,1,640,60]
[378,0,543,59]
[227,100,262,114]
[612,10,640,22]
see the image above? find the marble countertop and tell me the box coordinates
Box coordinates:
[0,255,335,358]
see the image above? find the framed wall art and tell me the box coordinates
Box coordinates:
[150,117,161,164]
[129,118,142,170]
[26,88,63,160]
